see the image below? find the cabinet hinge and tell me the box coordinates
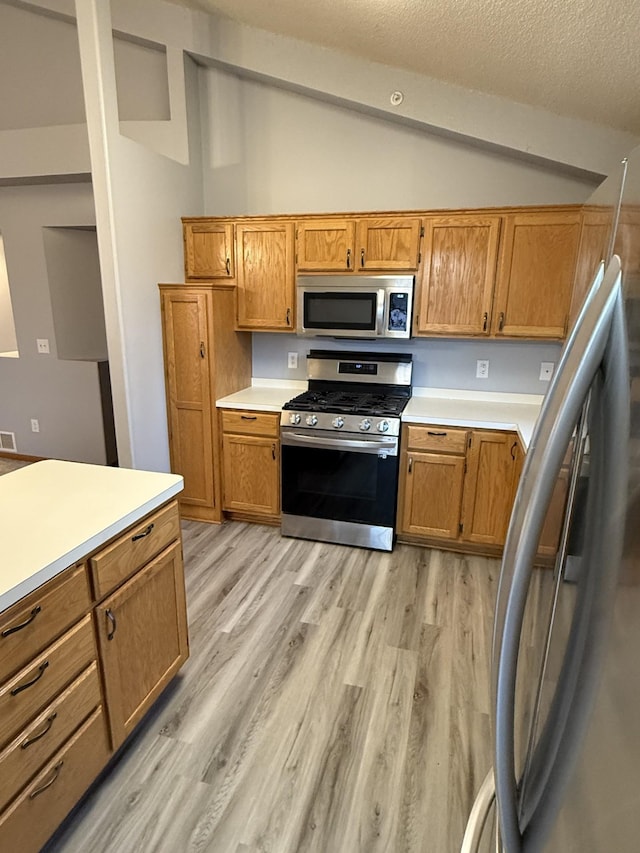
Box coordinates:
[464,460,467,474]
[295,253,298,264]
[420,226,425,238]
[468,435,472,448]
[418,251,422,263]
[459,522,463,533]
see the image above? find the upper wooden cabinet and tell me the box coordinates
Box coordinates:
[296,219,356,271]
[493,210,581,338]
[415,215,501,336]
[568,207,613,330]
[236,220,295,331]
[356,217,422,271]
[295,216,421,272]
[183,220,234,280]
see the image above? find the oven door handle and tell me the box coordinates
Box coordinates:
[281,431,397,454]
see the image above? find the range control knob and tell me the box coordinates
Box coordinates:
[332,417,345,429]
[377,419,390,433]
[306,415,318,426]
[289,413,301,425]
[359,418,372,431]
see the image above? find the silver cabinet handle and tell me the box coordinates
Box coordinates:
[492,259,625,850]
[461,768,496,853]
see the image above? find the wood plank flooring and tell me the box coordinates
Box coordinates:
[44,521,502,853]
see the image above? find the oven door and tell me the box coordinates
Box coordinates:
[280,428,399,530]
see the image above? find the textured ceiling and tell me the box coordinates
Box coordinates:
[168,0,640,133]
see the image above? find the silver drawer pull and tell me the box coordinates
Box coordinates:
[132,523,154,542]
[10,661,49,696]
[29,761,63,799]
[21,713,58,749]
[1,605,41,638]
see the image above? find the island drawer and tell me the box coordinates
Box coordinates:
[405,425,468,454]
[0,616,96,750]
[221,410,280,437]
[89,500,180,599]
[0,564,91,684]
[0,662,101,814]
[0,707,110,853]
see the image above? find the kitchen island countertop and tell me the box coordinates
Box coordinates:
[0,460,183,613]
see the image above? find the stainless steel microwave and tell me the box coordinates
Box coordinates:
[296,275,414,339]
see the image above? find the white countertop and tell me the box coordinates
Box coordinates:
[404,388,543,449]
[217,379,307,412]
[0,460,183,613]
[217,380,543,449]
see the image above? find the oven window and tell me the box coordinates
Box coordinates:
[303,292,377,330]
[281,443,399,527]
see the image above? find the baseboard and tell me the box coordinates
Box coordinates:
[0,451,45,462]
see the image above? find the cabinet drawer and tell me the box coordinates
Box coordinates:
[89,501,180,599]
[0,663,102,813]
[0,707,110,853]
[0,564,91,684]
[0,616,96,750]
[405,425,468,454]
[221,409,280,437]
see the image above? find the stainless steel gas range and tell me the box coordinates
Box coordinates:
[280,350,412,551]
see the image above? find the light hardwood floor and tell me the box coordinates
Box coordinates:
[44,521,501,853]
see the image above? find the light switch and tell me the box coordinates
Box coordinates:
[36,338,50,354]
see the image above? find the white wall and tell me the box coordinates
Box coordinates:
[0,235,18,354]
[0,183,106,462]
[43,227,108,361]
[201,69,597,215]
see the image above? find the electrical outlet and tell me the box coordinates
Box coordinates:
[31,419,39,433]
[36,338,50,354]
[540,362,555,381]
[476,359,489,379]
[287,352,298,369]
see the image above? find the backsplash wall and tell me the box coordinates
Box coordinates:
[252,334,563,395]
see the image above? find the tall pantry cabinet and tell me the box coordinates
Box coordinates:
[159,283,252,522]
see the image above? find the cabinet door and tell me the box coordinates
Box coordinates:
[356,217,422,271]
[400,451,465,539]
[416,215,500,335]
[568,208,612,330]
[95,542,189,749]
[493,211,581,338]
[461,431,519,546]
[222,434,280,516]
[296,219,356,271]
[183,221,234,279]
[160,289,216,513]
[236,221,295,331]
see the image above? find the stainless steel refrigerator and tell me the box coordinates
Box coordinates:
[462,145,640,852]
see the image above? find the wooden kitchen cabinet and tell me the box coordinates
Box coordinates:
[295,215,421,272]
[159,283,252,522]
[296,219,356,271]
[415,214,501,335]
[183,219,234,280]
[493,210,581,338]
[356,216,422,271]
[461,430,520,547]
[398,425,467,540]
[95,541,189,749]
[568,207,613,330]
[221,410,280,520]
[236,220,295,330]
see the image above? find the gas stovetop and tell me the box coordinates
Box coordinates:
[282,389,410,418]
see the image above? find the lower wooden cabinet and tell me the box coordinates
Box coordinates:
[95,541,189,749]
[398,425,520,554]
[0,498,189,852]
[220,410,280,519]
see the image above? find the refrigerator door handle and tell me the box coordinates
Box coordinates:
[461,768,497,853]
[492,258,624,852]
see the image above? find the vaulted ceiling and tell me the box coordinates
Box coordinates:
[168,0,640,134]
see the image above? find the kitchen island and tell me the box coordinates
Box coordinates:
[0,461,188,853]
